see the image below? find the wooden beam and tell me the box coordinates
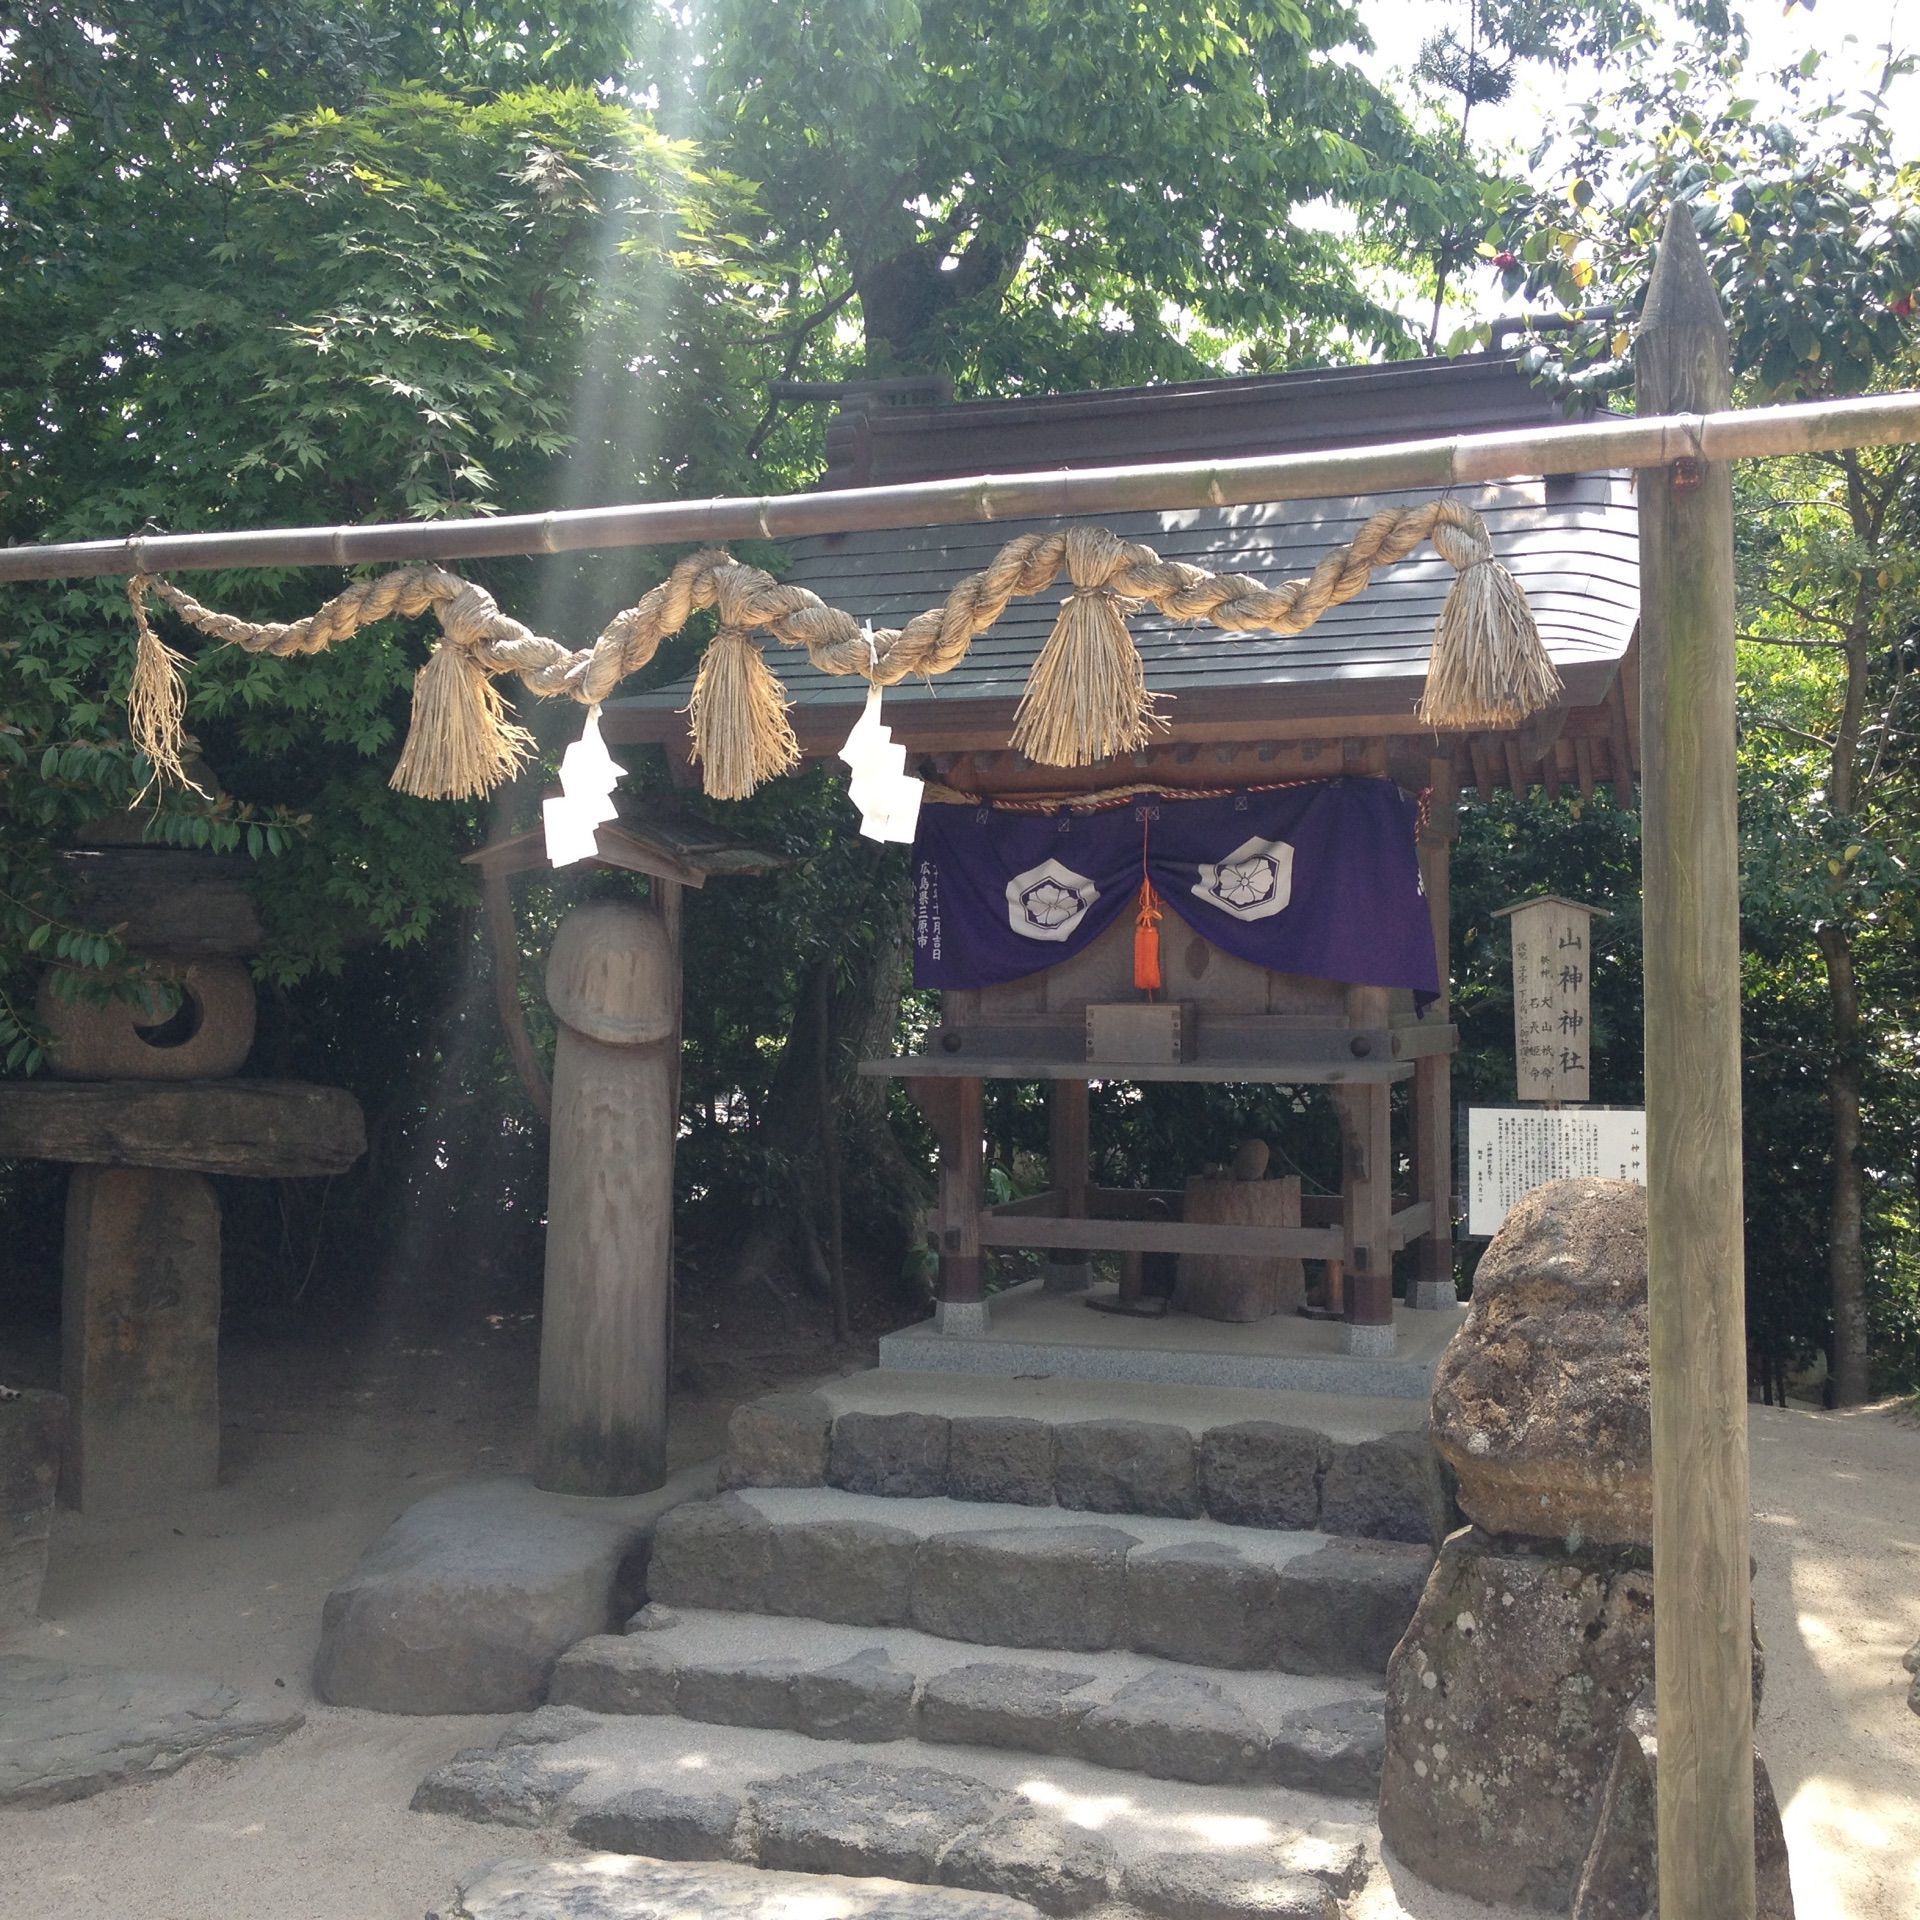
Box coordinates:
[14,391,1920,581]
[1637,204,1756,1920]
[0,1079,365,1178]
[977,1215,1343,1259]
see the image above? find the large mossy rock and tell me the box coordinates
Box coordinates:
[1571,1696,1795,1919]
[1431,1178,1650,1547]
[1377,1531,1657,1911]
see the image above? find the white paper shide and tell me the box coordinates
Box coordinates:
[543,704,625,868]
[838,680,923,844]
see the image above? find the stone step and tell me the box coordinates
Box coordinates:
[415,1705,1378,1919]
[647,1487,1430,1678]
[455,1854,1051,1919]
[723,1371,1453,1545]
[549,1607,1386,1795]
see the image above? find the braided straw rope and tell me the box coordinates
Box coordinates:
[126,495,1558,801]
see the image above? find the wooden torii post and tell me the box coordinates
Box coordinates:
[465,797,783,1495]
[1637,205,1756,1919]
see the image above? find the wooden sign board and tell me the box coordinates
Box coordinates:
[1467,1105,1646,1236]
[1494,895,1603,1103]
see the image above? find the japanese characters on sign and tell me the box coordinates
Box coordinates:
[1466,1107,1646,1235]
[1496,895,1599,1103]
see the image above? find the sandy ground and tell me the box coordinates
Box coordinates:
[0,1323,1913,1920]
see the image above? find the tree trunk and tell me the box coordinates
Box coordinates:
[1817,922,1872,1405]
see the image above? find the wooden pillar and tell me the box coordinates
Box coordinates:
[936,1075,986,1331]
[1043,1078,1091,1292]
[1637,203,1756,1920]
[535,898,677,1496]
[1410,759,1460,1308]
[1332,1071,1394,1355]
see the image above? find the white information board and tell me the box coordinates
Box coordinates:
[1467,1106,1647,1237]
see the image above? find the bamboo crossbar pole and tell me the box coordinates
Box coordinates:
[4,389,1920,584]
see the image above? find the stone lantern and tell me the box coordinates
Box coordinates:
[0,821,364,1518]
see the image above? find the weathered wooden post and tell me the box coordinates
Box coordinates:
[535,897,677,1496]
[1637,203,1757,1918]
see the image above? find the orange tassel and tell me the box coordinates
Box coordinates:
[1134,877,1164,993]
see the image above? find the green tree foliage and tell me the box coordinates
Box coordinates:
[694,0,1481,383]
[1476,32,1920,1397]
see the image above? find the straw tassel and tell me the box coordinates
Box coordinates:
[1418,516,1563,730]
[687,627,799,801]
[126,577,201,794]
[1011,586,1165,767]
[390,642,536,800]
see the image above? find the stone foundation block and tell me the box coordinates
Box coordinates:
[769,1518,916,1626]
[1319,1430,1452,1545]
[792,1648,917,1743]
[647,1495,775,1613]
[918,1661,1098,1754]
[724,1393,832,1489]
[911,1525,1136,1652]
[830,1412,951,1498]
[1077,1672,1267,1786]
[750,1759,1017,1882]
[569,1784,747,1862]
[1054,1421,1199,1519]
[1269,1539,1430,1677]
[1197,1422,1326,1531]
[948,1416,1055,1506]
[1124,1541,1282,1669]
[939,1806,1118,1915]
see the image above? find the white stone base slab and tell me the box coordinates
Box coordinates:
[1406,1280,1460,1312]
[1342,1321,1398,1359]
[882,1281,1457,1399]
[933,1299,991,1337]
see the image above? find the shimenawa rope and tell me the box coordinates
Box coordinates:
[125,497,1558,803]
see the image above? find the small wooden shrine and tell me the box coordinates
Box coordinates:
[609,352,1641,1364]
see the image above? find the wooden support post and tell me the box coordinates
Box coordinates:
[1332,1071,1394,1355]
[535,899,677,1496]
[1410,758,1459,1309]
[936,1076,986,1330]
[1044,1079,1091,1292]
[1637,203,1756,1920]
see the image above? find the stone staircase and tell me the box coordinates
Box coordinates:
[422,1374,1457,1920]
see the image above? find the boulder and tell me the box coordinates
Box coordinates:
[0,1652,303,1808]
[1571,1698,1795,1919]
[1053,1421,1200,1518]
[1377,1531,1657,1909]
[949,1417,1056,1506]
[724,1393,832,1489]
[1430,1178,1651,1546]
[1197,1422,1326,1531]
[0,1388,65,1629]
[830,1411,951,1498]
[314,1470,707,1714]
